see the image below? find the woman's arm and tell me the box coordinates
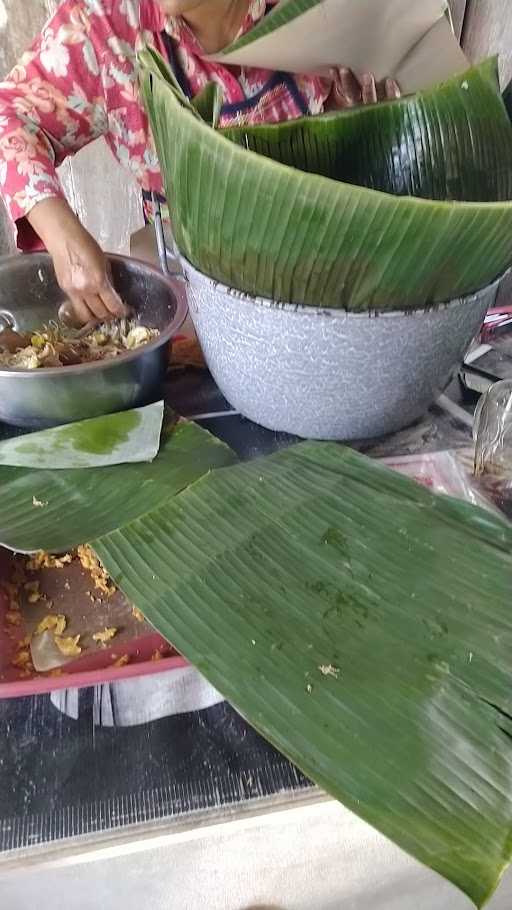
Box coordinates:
[28,198,126,324]
[0,0,141,321]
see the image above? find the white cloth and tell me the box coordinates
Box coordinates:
[51,667,224,726]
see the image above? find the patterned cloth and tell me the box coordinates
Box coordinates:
[0,0,333,249]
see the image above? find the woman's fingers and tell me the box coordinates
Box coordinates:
[330,66,362,107]
[361,73,378,105]
[65,284,128,328]
[338,67,363,105]
[67,295,99,327]
[329,68,401,109]
[100,278,129,319]
[29,201,130,326]
[66,284,130,328]
[84,294,113,321]
[384,77,401,99]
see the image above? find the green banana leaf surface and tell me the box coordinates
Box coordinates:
[1,425,511,905]
[222,59,512,201]
[0,420,236,553]
[90,442,512,908]
[139,49,512,312]
[0,401,164,470]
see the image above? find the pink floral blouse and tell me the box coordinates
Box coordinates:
[0,0,332,250]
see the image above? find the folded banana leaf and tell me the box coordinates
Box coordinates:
[139,49,512,312]
[222,59,512,201]
[0,401,164,470]
[191,80,222,128]
[0,420,236,553]
[1,427,512,905]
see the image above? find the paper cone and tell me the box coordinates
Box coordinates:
[211,0,469,94]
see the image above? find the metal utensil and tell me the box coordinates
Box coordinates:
[151,192,187,283]
[152,192,171,277]
[0,252,188,428]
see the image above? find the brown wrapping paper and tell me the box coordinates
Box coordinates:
[211,0,469,94]
[394,16,469,93]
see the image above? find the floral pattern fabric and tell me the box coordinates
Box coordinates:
[0,0,332,248]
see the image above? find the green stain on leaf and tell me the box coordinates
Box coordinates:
[12,442,40,455]
[0,402,163,470]
[59,409,142,455]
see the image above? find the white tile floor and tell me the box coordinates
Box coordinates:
[1,796,511,910]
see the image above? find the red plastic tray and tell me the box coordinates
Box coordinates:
[0,551,187,699]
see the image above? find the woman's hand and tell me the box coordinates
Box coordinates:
[26,198,128,326]
[328,68,401,109]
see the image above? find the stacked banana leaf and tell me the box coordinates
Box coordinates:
[139,50,512,310]
[2,417,512,908]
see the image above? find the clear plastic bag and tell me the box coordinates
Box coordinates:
[473,379,512,477]
[381,449,496,512]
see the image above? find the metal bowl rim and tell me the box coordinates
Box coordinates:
[0,252,188,379]
[181,255,507,319]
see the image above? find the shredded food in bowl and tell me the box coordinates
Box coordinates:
[0,319,160,370]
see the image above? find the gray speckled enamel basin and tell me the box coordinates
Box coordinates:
[182,257,503,440]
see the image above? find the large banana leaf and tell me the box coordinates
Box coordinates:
[90,443,512,908]
[222,59,512,201]
[1,430,512,904]
[139,50,512,312]
[0,420,236,553]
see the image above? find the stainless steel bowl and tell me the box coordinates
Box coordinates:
[0,252,187,428]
